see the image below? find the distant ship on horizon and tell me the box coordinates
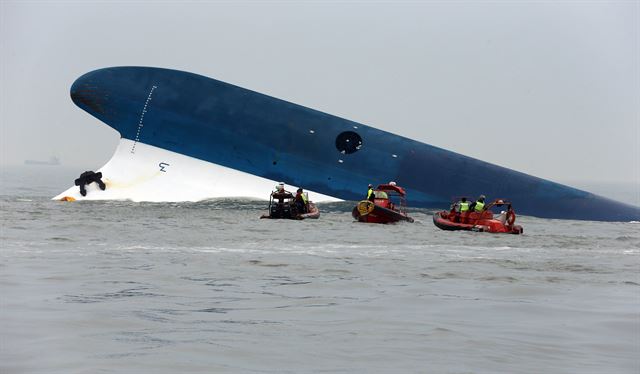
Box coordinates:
[25,156,60,166]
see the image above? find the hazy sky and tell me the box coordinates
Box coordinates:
[1,0,638,187]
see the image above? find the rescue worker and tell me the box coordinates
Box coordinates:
[269,182,293,218]
[456,197,470,213]
[271,182,292,202]
[74,170,106,197]
[469,195,486,212]
[273,182,285,194]
[294,188,308,214]
[367,184,375,201]
[454,197,470,223]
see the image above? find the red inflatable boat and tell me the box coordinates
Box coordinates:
[352,183,414,224]
[433,199,523,234]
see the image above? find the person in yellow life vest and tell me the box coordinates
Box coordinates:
[295,188,308,213]
[454,197,470,223]
[469,195,486,212]
[457,197,470,213]
[367,184,375,201]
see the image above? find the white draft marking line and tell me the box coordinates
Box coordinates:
[131,85,158,154]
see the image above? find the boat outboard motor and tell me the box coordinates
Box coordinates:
[74,171,106,196]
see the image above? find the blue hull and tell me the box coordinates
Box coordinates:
[70,67,639,221]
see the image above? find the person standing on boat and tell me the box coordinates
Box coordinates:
[273,182,285,194]
[367,184,375,201]
[469,195,486,212]
[272,182,292,202]
[294,188,308,213]
[454,197,470,222]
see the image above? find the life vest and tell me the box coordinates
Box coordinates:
[474,201,485,212]
[367,188,374,199]
[459,201,470,212]
[300,193,308,204]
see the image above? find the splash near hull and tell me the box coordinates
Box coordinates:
[57,66,640,221]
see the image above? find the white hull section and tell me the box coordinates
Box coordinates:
[52,139,342,203]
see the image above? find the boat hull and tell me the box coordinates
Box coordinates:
[299,202,320,220]
[352,200,414,224]
[53,139,339,202]
[260,201,320,220]
[58,66,640,221]
[433,211,523,234]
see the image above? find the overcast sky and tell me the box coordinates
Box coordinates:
[1,0,638,188]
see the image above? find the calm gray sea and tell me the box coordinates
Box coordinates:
[1,166,639,373]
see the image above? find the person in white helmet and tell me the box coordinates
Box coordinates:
[273,182,285,194]
[272,182,292,202]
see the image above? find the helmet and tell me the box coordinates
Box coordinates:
[297,188,303,193]
[389,181,397,186]
[368,184,373,188]
[479,195,486,200]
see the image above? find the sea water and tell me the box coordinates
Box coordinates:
[1,166,638,373]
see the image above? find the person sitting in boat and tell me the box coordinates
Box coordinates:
[294,188,308,214]
[367,184,375,201]
[454,197,470,213]
[272,182,293,202]
[469,195,486,212]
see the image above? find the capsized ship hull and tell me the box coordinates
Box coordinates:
[55,66,640,221]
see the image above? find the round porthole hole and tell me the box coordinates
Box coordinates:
[335,131,363,154]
